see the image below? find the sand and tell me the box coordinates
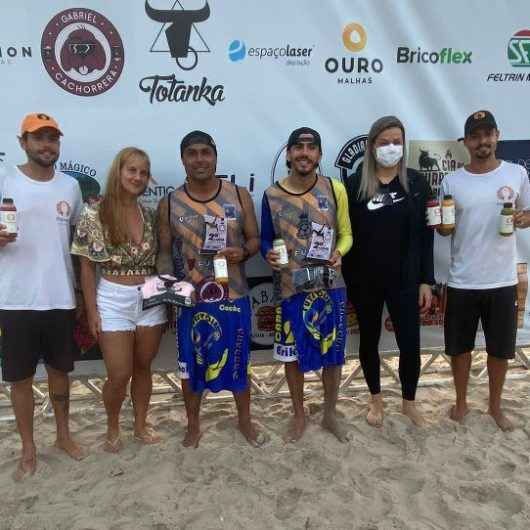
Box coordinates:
[1,376,530,530]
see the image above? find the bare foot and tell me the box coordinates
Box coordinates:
[449,404,469,423]
[238,420,265,447]
[13,446,37,482]
[322,413,349,442]
[366,396,384,427]
[134,428,162,445]
[284,416,306,443]
[55,438,87,460]
[488,409,515,432]
[402,400,425,427]
[103,430,123,454]
[182,427,202,448]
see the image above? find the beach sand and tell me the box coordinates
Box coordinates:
[1,375,530,530]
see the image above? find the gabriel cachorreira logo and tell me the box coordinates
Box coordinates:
[41,8,124,97]
[324,23,383,86]
[141,0,225,106]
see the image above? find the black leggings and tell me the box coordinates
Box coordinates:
[350,285,420,401]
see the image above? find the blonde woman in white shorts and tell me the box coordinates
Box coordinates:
[72,147,166,452]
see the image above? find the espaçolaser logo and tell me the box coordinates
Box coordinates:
[41,8,124,97]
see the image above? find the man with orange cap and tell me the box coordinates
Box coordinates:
[0,113,85,480]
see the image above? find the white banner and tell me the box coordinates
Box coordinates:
[1,0,530,361]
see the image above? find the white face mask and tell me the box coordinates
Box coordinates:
[375,144,403,168]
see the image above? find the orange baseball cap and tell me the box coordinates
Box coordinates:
[20,113,63,136]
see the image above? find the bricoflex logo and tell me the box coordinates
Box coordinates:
[41,8,125,96]
[396,46,472,65]
[487,29,530,83]
[228,40,314,66]
[141,0,225,106]
[324,22,383,86]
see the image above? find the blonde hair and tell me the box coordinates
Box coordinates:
[358,115,409,201]
[99,147,151,246]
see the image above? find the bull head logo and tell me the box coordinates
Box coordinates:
[145,1,210,70]
[60,26,106,76]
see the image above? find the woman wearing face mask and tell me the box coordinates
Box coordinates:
[342,116,434,427]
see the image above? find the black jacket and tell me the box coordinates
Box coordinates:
[342,167,435,289]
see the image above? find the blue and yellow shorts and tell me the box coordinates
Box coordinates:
[177,296,250,393]
[274,288,346,373]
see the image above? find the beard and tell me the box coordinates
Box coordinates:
[28,151,59,168]
[475,145,492,159]
[292,158,319,177]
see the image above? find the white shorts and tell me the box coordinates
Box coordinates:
[96,278,167,332]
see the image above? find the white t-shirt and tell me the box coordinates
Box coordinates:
[441,161,530,289]
[0,166,83,310]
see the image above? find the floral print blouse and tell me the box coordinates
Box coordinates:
[71,203,158,276]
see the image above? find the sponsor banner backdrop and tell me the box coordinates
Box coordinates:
[2,0,530,365]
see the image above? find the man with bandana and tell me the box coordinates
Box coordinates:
[261,127,353,442]
[157,131,262,447]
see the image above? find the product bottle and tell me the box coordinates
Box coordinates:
[213,254,229,284]
[273,238,289,267]
[0,198,17,234]
[426,195,442,228]
[499,202,514,236]
[441,194,455,233]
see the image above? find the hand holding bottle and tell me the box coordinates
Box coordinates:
[514,209,530,229]
[0,224,17,248]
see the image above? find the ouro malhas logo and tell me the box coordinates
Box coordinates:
[228,39,314,66]
[487,29,530,83]
[41,8,124,96]
[334,135,368,181]
[141,1,225,106]
[324,23,383,86]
